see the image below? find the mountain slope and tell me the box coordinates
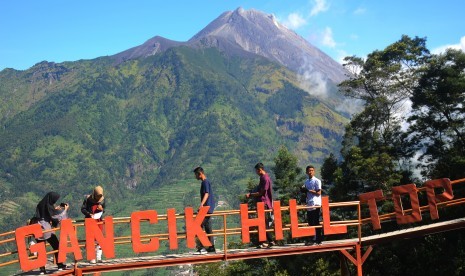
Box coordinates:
[0,46,347,232]
[0,7,352,235]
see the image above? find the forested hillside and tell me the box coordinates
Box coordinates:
[0,46,348,232]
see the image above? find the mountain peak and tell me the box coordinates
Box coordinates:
[112,36,182,64]
[188,8,347,84]
[189,7,284,42]
[112,8,347,84]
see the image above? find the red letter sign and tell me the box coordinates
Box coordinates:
[392,184,422,224]
[131,210,159,253]
[272,200,284,241]
[289,199,315,238]
[58,219,82,263]
[85,217,115,260]
[15,224,47,271]
[359,190,384,230]
[167,208,179,249]
[185,206,211,249]
[322,196,347,235]
[425,178,454,220]
[240,202,267,243]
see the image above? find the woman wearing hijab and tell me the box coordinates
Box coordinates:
[35,192,69,274]
[81,185,106,264]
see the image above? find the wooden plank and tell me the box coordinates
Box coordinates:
[361,217,465,246]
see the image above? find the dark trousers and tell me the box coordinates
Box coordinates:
[307,209,322,243]
[37,233,63,266]
[200,216,214,248]
[265,211,274,243]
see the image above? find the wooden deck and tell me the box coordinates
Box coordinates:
[12,217,465,275]
[13,241,357,275]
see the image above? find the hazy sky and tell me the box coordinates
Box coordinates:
[1,0,464,71]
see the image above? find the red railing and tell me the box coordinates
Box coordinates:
[1,177,464,276]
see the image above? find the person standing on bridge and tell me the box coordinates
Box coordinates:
[34,191,69,274]
[193,167,216,254]
[302,165,322,245]
[246,162,276,248]
[81,185,106,263]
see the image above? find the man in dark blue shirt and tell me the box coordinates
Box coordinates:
[194,167,216,253]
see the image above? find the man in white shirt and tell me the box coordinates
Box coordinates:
[303,165,322,245]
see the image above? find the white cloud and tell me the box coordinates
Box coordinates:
[310,0,329,17]
[282,12,307,29]
[280,0,329,28]
[431,36,465,54]
[299,71,329,98]
[297,57,330,98]
[321,27,336,48]
[335,98,364,115]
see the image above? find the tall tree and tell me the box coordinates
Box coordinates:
[340,35,430,159]
[330,35,430,198]
[408,49,465,179]
[271,145,305,206]
[320,153,338,188]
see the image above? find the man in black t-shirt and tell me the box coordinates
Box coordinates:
[193,167,216,253]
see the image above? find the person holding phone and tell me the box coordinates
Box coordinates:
[81,186,106,263]
[34,192,69,274]
[303,165,322,245]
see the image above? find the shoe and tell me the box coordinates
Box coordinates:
[267,241,276,248]
[195,248,208,255]
[256,243,269,249]
[316,241,322,245]
[305,240,315,246]
[97,259,103,263]
[57,263,68,270]
[206,246,216,253]
[39,267,47,275]
[90,259,97,264]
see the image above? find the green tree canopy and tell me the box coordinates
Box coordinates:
[408,48,465,179]
[271,145,305,206]
[329,35,431,198]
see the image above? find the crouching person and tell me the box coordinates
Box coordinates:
[81,185,106,263]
